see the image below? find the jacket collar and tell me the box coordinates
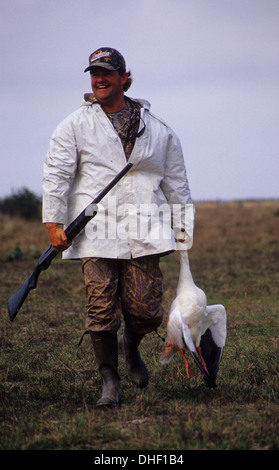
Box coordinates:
[82,93,151,111]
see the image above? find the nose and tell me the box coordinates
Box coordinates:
[97,71,106,80]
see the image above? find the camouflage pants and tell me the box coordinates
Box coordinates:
[81,256,164,335]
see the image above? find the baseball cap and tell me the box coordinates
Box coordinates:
[84,47,126,73]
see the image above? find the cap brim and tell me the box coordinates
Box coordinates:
[84,61,118,73]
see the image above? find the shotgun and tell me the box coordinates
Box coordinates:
[7,162,133,322]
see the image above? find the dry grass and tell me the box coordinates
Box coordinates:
[0,200,279,450]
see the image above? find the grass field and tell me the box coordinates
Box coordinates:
[0,200,278,450]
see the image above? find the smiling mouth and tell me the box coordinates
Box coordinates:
[96,84,110,90]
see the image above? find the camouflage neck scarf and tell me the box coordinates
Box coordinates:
[105,97,141,161]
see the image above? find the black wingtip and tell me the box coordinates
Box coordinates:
[204,375,217,389]
[200,328,224,389]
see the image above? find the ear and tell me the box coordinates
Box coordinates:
[121,72,129,86]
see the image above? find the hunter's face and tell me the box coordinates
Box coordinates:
[90,67,128,111]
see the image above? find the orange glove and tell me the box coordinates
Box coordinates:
[46,223,72,252]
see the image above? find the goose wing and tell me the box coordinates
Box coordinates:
[200,304,227,388]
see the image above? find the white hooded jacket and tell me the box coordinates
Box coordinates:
[42,97,195,259]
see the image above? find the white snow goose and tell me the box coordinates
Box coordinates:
[160,246,227,389]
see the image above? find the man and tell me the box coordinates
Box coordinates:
[42,47,194,407]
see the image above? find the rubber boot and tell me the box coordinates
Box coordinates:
[119,328,149,388]
[90,331,123,407]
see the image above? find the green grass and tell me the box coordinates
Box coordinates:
[0,201,279,450]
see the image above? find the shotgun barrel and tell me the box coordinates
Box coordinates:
[7,163,133,321]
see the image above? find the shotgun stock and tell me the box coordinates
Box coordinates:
[7,163,133,321]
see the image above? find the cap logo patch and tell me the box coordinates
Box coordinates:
[92,51,111,62]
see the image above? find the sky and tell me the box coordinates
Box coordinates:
[1,0,279,202]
